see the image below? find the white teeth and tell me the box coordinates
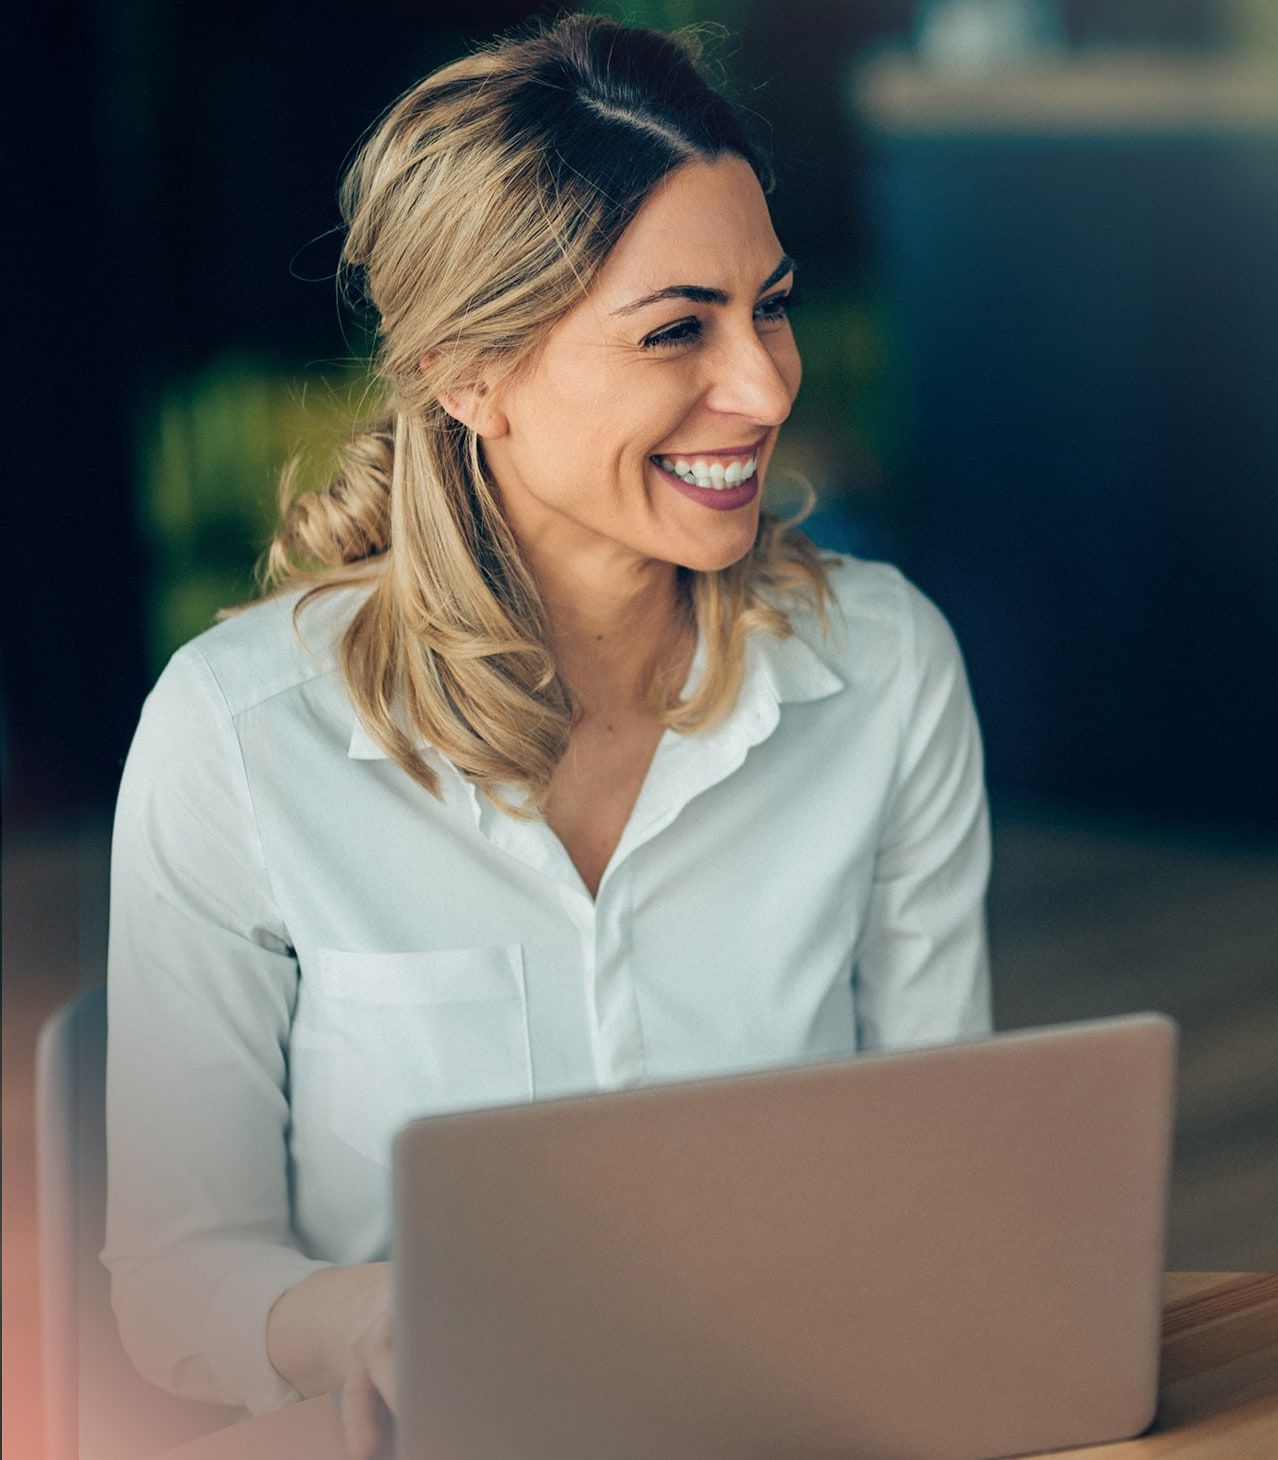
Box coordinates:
[655,452,759,490]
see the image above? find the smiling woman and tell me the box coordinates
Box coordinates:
[258,18,831,829]
[102,13,992,1460]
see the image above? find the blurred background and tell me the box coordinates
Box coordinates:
[4,0,1277,1454]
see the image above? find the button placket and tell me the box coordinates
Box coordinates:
[592,864,645,1086]
[589,863,647,1088]
[573,898,607,1086]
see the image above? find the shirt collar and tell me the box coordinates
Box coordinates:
[346,620,845,763]
[747,621,845,709]
[347,717,388,760]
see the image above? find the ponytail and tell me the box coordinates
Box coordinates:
[263,409,395,586]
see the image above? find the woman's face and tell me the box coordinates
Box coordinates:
[477,155,801,580]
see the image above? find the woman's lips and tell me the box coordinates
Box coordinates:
[651,457,760,511]
[656,439,767,460]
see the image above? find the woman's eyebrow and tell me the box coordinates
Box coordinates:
[612,254,798,316]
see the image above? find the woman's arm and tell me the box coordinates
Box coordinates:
[103,646,333,1414]
[852,580,993,1050]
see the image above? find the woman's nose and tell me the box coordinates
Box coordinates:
[701,325,796,428]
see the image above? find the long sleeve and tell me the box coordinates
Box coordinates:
[852,581,993,1050]
[102,646,332,1415]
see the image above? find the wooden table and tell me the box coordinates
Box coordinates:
[163,1273,1278,1459]
[1033,1273,1278,1457]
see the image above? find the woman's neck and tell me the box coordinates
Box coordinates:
[537,557,693,724]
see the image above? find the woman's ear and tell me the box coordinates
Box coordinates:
[425,359,509,438]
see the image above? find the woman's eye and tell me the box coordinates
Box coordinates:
[641,318,702,350]
[755,289,800,323]
[639,290,800,351]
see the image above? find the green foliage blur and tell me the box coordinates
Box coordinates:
[137,359,381,671]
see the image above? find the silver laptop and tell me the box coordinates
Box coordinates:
[392,1013,1176,1460]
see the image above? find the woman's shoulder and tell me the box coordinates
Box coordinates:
[800,548,958,648]
[123,586,372,805]
[819,551,911,618]
[156,584,369,722]
[788,551,964,675]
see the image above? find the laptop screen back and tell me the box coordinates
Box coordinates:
[393,1014,1176,1460]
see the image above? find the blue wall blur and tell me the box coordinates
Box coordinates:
[7,0,1276,840]
[870,128,1278,828]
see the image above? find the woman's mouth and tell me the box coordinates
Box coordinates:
[649,450,760,511]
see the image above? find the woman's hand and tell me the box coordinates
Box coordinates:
[332,1264,396,1459]
[267,1262,397,1459]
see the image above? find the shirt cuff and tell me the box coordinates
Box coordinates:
[202,1248,335,1416]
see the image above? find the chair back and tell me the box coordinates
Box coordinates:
[36,986,241,1460]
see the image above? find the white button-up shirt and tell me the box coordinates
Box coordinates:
[103,554,992,1416]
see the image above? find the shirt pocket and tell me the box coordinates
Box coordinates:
[308,944,533,1166]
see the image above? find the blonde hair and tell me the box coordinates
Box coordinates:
[261,12,837,816]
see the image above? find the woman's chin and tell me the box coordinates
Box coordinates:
[671,524,760,575]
